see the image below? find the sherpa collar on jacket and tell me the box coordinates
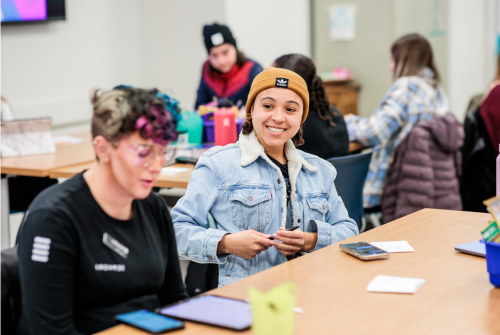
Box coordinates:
[239,130,317,172]
[238,130,318,227]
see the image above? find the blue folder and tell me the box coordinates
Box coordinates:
[454,240,486,257]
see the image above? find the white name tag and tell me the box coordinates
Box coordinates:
[103,233,129,259]
[211,32,224,46]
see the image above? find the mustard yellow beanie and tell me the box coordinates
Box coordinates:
[245,67,309,124]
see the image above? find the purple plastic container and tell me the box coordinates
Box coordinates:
[201,113,215,143]
[203,121,215,143]
[236,118,244,135]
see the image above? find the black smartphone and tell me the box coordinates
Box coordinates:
[175,156,198,165]
[269,225,300,240]
[116,310,184,334]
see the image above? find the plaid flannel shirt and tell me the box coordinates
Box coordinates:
[346,68,449,208]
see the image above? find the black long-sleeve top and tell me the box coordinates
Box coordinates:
[18,173,188,335]
[299,106,350,159]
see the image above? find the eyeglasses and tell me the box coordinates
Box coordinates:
[114,142,177,167]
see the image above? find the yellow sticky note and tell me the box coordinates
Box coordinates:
[484,196,500,223]
[249,283,297,335]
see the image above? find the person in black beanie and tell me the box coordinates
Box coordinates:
[194,23,263,109]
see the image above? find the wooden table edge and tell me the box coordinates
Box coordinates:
[154,179,191,189]
[1,167,51,177]
[49,162,193,189]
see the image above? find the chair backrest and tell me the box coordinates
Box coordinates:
[1,246,21,335]
[327,151,373,229]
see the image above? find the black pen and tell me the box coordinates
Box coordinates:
[269,225,300,240]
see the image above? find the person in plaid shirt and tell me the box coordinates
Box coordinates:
[345,34,449,209]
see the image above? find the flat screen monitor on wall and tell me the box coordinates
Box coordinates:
[1,0,65,24]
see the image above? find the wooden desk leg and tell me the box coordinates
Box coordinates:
[1,177,11,250]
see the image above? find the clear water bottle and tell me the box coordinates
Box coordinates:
[497,144,500,196]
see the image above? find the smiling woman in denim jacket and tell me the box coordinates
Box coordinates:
[172,67,358,287]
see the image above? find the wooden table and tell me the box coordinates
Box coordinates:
[97,209,500,335]
[1,132,95,249]
[1,132,95,177]
[49,162,194,189]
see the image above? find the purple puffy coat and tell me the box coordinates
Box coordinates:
[381,114,464,223]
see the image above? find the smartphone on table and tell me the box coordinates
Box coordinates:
[116,309,184,334]
[339,242,390,260]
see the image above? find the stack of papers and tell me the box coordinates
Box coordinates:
[367,275,425,294]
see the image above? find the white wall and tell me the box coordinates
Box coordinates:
[312,0,395,117]
[394,0,449,96]
[1,0,143,130]
[224,0,311,68]
[448,0,492,118]
[1,0,226,129]
[136,0,225,111]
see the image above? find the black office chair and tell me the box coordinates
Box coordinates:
[327,151,373,231]
[1,246,21,335]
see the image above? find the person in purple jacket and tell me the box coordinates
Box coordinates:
[195,23,263,109]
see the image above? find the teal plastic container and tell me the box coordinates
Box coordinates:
[175,111,203,147]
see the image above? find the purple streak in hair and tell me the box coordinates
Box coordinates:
[151,106,160,117]
[136,116,148,130]
[135,106,177,145]
[143,124,153,137]
[135,105,177,145]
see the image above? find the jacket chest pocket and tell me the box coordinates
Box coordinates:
[306,196,329,222]
[230,188,272,231]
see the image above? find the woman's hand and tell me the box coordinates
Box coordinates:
[217,230,272,260]
[271,227,318,256]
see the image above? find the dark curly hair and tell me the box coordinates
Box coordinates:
[90,86,178,145]
[274,54,339,127]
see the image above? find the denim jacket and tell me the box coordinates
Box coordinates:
[172,131,358,287]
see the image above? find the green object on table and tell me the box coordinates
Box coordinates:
[175,111,203,147]
[482,221,500,242]
[249,282,297,335]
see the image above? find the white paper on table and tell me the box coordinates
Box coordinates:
[160,167,190,175]
[52,135,84,145]
[369,241,415,253]
[367,275,425,294]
